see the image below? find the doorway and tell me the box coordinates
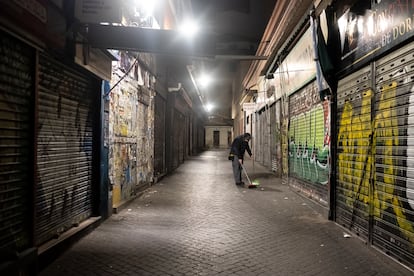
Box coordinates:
[213,131,220,147]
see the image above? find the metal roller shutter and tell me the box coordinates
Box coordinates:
[171,93,189,163]
[373,42,414,268]
[263,108,271,168]
[35,53,94,245]
[154,96,166,177]
[253,112,259,163]
[289,82,329,195]
[269,103,277,173]
[257,111,265,164]
[172,109,185,170]
[336,65,372,240]
[0,32,33,252]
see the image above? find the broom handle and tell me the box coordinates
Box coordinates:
[240,163,252,185]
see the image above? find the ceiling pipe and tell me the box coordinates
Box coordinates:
[186,65,207,109]
[168,82,182,92]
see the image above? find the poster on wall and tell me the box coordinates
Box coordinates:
[338,0,414,69]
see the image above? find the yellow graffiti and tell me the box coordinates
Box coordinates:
[373,82,413,241]
[338,84,414,243]
[338,90,372,206]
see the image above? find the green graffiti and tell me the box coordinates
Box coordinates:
[289,104,329,185]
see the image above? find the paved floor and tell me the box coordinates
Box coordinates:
[39,150,413,276]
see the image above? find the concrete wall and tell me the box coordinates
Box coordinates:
[205,126,232,149]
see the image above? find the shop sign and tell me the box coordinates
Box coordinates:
[243,103,256,113]
[75,0,121,24]
[339,0,414,68]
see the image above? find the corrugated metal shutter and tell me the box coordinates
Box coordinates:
[35,53,94,245]
[336,42,414,269]
[271,101,282,175]
[0,32,33,251]
[269,104,276,171]
[263,108,271,168]
[154,96,166,177]
[336,65,372,240]
[373,42,414,268]
[256,111,265,164]
[172,109,185,169]
[289,82,329,198]
[252,112,259,163]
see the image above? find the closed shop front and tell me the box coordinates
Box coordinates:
[373,45,414,264]
[154,94,166,178]
[271,101,282,175]
[36,53,98,245]
[289,81,330,205]
[255,108,269,167]
[336,42,414,269]
[172,109,186,170]
[167,90,191,172]
[332,0,414,267]
[0,31,34,255]
[336,65,372,240]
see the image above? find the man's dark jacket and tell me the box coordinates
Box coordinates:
[230,135,252,160]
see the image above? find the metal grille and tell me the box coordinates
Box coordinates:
[336,65,372,240]
[256,111,264,164]
[154,96,166,177]
[373,42,414,268]
[35,53,94,245]
[269,103,277,172]
[172,109,185,170]
[0,32,33,252]
[272,101,282,175]
[262,108,271,168]
[288,82,329,203]
[336,42,414,270]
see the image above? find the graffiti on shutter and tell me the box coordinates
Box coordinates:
[373,42,414,268]
[288,81,330,204]
[336,42,414,269]
[36,53,94,245]
[336,65,372,240]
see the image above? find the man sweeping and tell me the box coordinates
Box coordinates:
[229,133,252,186]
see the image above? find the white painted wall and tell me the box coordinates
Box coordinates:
[205,126,233,148]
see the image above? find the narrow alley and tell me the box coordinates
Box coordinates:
[39,150,412,276]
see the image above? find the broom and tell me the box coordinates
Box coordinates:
[240,163,259,188]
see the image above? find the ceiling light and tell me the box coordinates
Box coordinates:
[179,19,200,38]
[205,103,214,112]
[198,74,212,87]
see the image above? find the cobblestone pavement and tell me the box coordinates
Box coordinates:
[39,150,413,276]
